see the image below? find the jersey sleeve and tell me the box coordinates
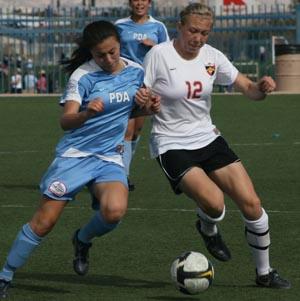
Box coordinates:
[214,51,238,86]
[157,23,170,43]
[143,46,159,88]
[60,74,87,106]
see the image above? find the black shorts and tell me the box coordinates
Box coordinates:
[156,136,240,194]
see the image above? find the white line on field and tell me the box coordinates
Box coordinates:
[0,204,297,214]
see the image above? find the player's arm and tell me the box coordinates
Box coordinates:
[130,87,160,118]
[141,38,156,47]
[60,98,104,130]
[233,72,276,101]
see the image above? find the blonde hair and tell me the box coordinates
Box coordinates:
[179,3,214,25]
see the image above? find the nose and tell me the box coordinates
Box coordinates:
[103,54,114,65]
[195,32,205,42]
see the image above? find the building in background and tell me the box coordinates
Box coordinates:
[207,0,294,14]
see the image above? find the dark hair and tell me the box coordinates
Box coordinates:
[62,20,120,74]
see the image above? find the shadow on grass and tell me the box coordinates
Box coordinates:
[147,297,200,300]
[11,282,70,294]
[16,272,169,289]
[147,284,258,300]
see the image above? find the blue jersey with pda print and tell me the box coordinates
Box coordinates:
[115,16,169,65]
[56,58,144,162]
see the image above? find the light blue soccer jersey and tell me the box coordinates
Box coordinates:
[115,16,169,64]
[56,58,144,161]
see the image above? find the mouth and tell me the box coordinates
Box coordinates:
[189,44,201,51]
[135,7,145,12]
[189,42,204,50]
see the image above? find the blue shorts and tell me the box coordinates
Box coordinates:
[40,156,127,201]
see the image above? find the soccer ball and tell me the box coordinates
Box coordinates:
[170,251,214,295]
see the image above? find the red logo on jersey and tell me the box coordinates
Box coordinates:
[224,0,246,5]
[205,64,216,76]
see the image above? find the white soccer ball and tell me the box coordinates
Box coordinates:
[170,251,214,295]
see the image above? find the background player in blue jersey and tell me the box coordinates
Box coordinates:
[0,20,160,299]
[115,0,169,191]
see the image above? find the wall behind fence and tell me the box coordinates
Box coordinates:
[0,3,298,94]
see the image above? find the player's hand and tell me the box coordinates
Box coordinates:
[135,87,150,108]
[150,94,161,113]
[86,98,104,117]
[141,38,156,47]
[258,76,276,94]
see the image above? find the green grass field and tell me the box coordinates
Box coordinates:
[0,94,299,301]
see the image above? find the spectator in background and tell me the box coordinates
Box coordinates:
[25,58,33,70]
[24,70,37,94]
[259,45,266,63]
[10,68,22,94]
[16,55,22,69]
[0,56,9,93]
[36,70,47,93]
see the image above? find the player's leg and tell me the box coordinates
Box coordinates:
[157,147,230,262]
[209,161,291,288]
[123,116,145,191]
[179,167,231,261]
[123,119,135,190]
[131,116,145,156]
[0,198,66,298]
[73,162,128,275]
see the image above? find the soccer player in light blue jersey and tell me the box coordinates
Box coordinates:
[115,0,169,191]
[0,20,160,299]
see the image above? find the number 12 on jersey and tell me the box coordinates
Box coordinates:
[185,81,202,99]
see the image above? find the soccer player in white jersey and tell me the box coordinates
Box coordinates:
[0,20,160,299]
[115,0,169,191]
[142,3,290,289]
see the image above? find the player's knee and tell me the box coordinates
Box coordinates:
[197,192,224,218]
[30,217,56,237]
[133,127,143,139]
[241,196,262,220]
[102,206,127,224]
[203,203,225,219]
[125,131,134,140]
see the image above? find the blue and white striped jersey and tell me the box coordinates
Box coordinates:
[115,16,169,65]
[56,58,144,164]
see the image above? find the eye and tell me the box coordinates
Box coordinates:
[95,53,105,58]
[189,28,198,34]
[201,31,210,36]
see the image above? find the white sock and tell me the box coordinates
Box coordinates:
[196,206,225,236]
[244,208,271,275]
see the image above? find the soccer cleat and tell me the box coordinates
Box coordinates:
[127,177,135,192]
[256,269,291,289]
[0,279,10,299]
[72,229,92,276]
[196,220,231,262]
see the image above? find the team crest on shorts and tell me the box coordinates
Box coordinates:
[49,181,67,197]
[205,64,216,76]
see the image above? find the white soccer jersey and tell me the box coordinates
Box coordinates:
[143,41,238,158]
